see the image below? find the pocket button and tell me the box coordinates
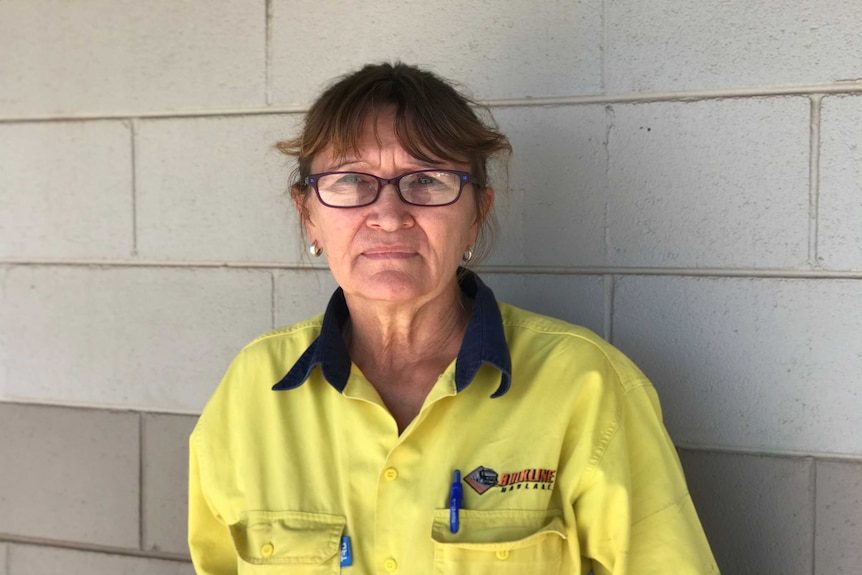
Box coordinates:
[495,549,510,560]
[260,542,275,558]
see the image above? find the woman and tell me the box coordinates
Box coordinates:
[189,63,719,574]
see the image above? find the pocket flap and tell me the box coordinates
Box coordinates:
[432,508,566,549]
[230,510,345,565]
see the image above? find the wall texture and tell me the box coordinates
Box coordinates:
[1,1,861,573]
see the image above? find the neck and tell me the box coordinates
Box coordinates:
[344,281,470,375]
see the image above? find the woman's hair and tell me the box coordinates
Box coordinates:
[277,62,511,262]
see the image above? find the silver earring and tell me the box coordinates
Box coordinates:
[308,242,322,257]
[462,247,474,263]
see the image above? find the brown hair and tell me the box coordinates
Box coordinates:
[276,62,511,262]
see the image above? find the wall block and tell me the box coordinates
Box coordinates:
[606,0,862,93]
[270,0,602,105]
[135,115,302,264]
[815,459,862,574]
[492,106,610,267]
[0,266,272,411]
[0,0,266,116]
[607,98,810,269]
[613,275,862,454]
[0,121,133,259]
[0,403,139,547]
[679,449,814,575]
[818,95,862,270]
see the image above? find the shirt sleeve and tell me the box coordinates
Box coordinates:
[574,381,720,575]
[188,432,237,575]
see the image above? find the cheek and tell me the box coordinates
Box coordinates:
[437,212,479,254]
[313,213,361,249]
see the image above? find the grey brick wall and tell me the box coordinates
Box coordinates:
[1,1,861,573]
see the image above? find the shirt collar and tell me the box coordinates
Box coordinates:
[272,271,512,397]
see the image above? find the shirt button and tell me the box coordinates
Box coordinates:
[383,557,398,571]
[383,467,398,481]
[260,542,275,557]
[495,549,510,560]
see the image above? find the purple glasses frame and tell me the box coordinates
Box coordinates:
[305,169,475,208]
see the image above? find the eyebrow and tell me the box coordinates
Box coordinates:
[326,158,446,172]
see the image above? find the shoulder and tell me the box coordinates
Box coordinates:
[217,314,325,385]
[499,301,600,341]
[498,302,648,392]
[238,314,325,359]
[194,314,324,432]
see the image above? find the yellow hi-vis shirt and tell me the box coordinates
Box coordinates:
[189,272,719,574]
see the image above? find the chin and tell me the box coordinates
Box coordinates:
[348,270,436,303]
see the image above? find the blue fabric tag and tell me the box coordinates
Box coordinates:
[340,535,353,568]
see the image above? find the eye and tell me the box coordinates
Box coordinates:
[399,171,463,205]
[319,172,375,194]
[415,174,443,186]
[333,173,366,185]
[405,171,454,190]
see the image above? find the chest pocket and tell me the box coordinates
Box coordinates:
[229,510,345,575]
[431,509,566,574]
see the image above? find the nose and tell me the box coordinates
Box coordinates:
[366,182,414,231]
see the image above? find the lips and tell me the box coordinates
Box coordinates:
[362,251,416,260]
[361,246,418,259]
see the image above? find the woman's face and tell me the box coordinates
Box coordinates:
[299,112,490,307]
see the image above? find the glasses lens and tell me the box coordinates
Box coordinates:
[316,172,378,207]
[399,171,462,206]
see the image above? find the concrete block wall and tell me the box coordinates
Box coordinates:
[1,1,860,573]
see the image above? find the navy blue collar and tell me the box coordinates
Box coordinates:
[272,271,512,397]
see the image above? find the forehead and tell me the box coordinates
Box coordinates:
[343,111,400,155]
[310,103,476,170]
[312,112,455,171]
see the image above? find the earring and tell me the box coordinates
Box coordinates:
[462,246,474,263]
[308,242,323,257]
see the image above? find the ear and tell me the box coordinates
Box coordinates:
[469,187,495,245]
[291,184,306,219]
[292,185,316,237]
[473,186,495,232]
[478,187,496,222]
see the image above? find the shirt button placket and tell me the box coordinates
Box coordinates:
[378,463,402,573]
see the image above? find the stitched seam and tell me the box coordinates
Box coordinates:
[241,319,323,350]
[631,490,693,526]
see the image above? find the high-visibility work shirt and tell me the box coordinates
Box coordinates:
[189,273,719,574]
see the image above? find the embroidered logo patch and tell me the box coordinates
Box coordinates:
[464,466,499,494]
[464,466,556,495]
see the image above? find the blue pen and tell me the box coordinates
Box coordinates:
[449,470,463,534]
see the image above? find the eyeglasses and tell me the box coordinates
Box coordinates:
[305,170,475,208]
